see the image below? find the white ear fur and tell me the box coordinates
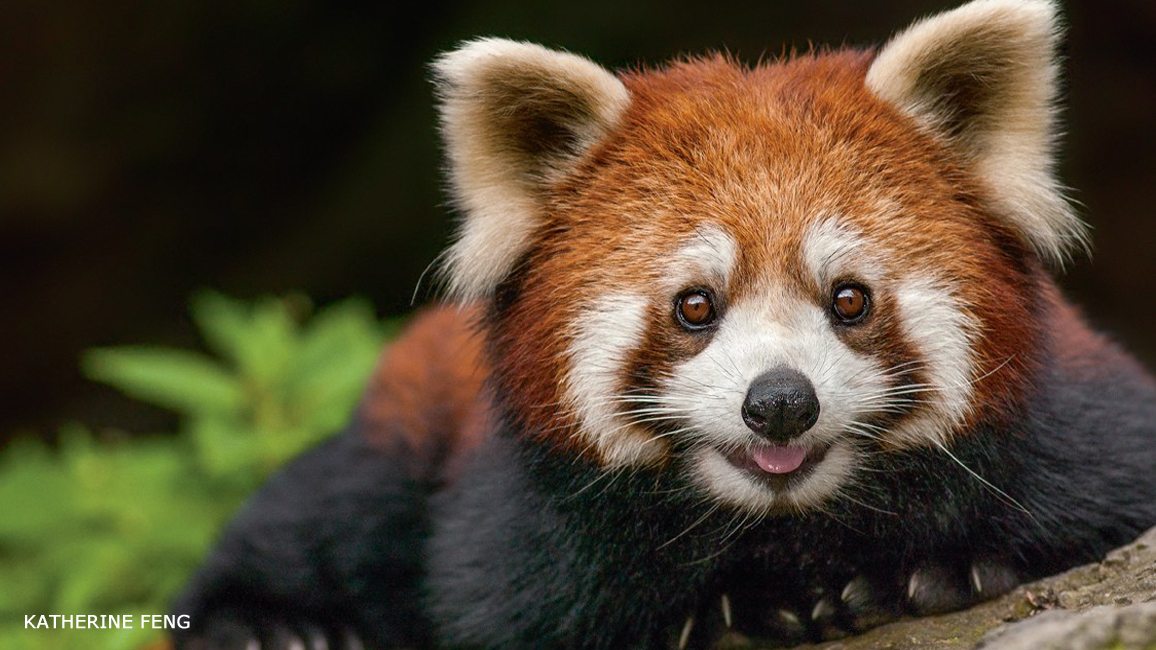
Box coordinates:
[432,38,630,301]
[866,0,1087,264]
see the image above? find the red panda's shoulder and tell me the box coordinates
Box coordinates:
[355,304,493,473]
[1047,288,1156,388]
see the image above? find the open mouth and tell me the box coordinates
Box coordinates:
[724,443,830,490]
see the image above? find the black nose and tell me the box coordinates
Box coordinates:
[742,368,820,442]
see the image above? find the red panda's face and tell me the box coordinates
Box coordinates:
[434,1,1083,513]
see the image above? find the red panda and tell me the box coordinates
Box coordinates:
[173,1,1156,649]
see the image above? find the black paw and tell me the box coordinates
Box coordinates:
[837,557,1020,627]
[719,587,824,647]
[901,559,1020,616]
[723,558,1021,646]
[176,605,364,650]
[722,583,894,647]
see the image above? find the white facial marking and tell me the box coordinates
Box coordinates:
[564,292,662,466]
[665,226,739,291]
[667,287,886,512]
[693,440,858,512]
[888,277,979,446]
[801,218,885,289]
[561,218,977,508]
[561,229,737,469]
[661,218,898,512]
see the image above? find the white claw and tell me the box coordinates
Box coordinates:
[811,599,835,621]
[245,640,261,650]
[778,609,801,627]
[970,564,984,594]
[678,615,695,650]
[288,637,306,650]
[841,575,869,605]
[907,570,924,601]
[720,593,733,628]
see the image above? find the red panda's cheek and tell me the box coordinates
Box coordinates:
[884,277,982,448]
[557,291,674,467]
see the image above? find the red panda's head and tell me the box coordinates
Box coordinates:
[432,0,1084,513]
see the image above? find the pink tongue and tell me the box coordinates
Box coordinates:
[751,446,808,474]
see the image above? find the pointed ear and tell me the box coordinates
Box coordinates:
[866,0,1086,264]
[432,39,630,300]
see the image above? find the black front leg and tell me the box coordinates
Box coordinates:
[171,427,434,650]
[426,435,735,650]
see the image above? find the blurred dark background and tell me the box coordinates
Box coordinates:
[1,0,1153,443]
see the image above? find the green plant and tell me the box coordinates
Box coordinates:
[0,292,395,650]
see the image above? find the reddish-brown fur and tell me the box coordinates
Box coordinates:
[356,305,493,478]
[485,51,1046,456]
[1047,285,1156,388]
[363,51,1065,465]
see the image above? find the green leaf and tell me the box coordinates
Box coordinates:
[0,439,77,543]
[82,347,246,417]
[189,417,266,488]
[189,290,252,364]
[285,298,387,431]
[0,291,401,650]
[233,296,299,385]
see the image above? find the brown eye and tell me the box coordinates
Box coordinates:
[676,290,716,329]
[832,284,870,323]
